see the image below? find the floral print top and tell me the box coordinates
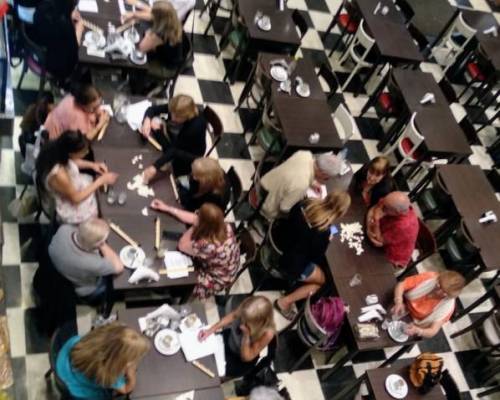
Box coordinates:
[192,224,240,299]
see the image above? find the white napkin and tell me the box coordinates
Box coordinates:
[174,391,195,400]
[78,0,98,13]
[86,47,106,58]
[126,100,152,131]
[164,251,193,279]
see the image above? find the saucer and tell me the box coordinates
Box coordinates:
[270,65,288,82]
[154,329,181,356]
[296,83,311,98]
[130,50,147,65]
[387,321,409,343]
[119,245,145,269]
[257,16,271,31]
[385,374,408,399]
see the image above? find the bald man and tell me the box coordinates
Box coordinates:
[366,191,419,268]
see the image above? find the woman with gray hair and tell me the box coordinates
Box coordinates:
[48,218,124,317]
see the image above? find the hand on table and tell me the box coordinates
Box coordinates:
[390,302,406,318]
[99,172,119,186]
[93,162,108,175]
[142,165,157,184]
[150,198,169,213]
[197,328,213,342]
[405,323,422,337]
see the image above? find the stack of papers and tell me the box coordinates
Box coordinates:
[164,251,193,279]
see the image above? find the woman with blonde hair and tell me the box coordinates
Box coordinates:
[179,157,230,212]
[198,296,276,377]
[56,322,150,399]
[140,94,207,182]
[353,156,395,207]
[274,191,351,320]
[150,199,240,298]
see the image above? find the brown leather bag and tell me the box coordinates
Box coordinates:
[409,353,443,393]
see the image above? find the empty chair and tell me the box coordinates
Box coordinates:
[375,68,403,120]
[249,102,284,156]
[292,9,308,40]
[317,63,340,100]
[338,19,375,91]
[235,53,273,112]
[204,105,224,156]
[323,0,361,56]
[383,112,424,176]
[332,103,356,144]
[416,172,454,220]
[397,219,437,280]
[435,12,476,67]
[225,166,244,216]
[457,45,493,102]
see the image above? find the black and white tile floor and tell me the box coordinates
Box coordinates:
[2,0,500,398]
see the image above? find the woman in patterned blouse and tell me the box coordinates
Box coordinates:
[150,200,240,298]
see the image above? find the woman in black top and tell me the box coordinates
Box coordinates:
[352,156,395,207]
[140,94,207,181]
[178,157,231,212]
[273,191,351,320]
[31,0,83,83]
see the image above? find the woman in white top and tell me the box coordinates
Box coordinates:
[35,130,118,224]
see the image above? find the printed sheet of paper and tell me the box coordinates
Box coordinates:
[78,0,98,12]
[179,327,216,362]
[126,100,152,131]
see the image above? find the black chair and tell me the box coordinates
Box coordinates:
[201,0,233,35]
[17,22,49,99]
[203,105,223,156]
[416,172,454,220]
[44,322,78,399]
[225,166,244,216]
[438,77,458,103]
[457,45,493,102]
[291,9,308,40]
[323,0,360,56]
[317,63,340,100]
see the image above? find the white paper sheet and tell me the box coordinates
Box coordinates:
[79,0,98,13]
[164,251,193,279]
[86,47,106,58]
[175,391,195,400]
[179,327,217,362]
[126,100,152,131]
[213,333,226,377]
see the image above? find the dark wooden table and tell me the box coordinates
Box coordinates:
[134,387,224,400]
[271,94,343,153]
[406,0,457,40]
[119,304,221,399]
[478,36,500,72]
[93,117,146,149]
[366,361,446,400]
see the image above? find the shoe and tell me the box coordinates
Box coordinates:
[273,299,296,321]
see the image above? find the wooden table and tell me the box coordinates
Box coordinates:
[366,361,446,400]
[119,304,221,399]
[134,387,224,400]
[406,0,457,40]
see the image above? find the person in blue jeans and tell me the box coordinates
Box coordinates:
[56,322,150,399]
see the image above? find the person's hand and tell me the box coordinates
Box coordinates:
[93,162,108,175]
[405,324,422,337]
[71,9,81,23]
[121,11,135,24]
[391,302,406,318]
[310,181,323,196]
[99,172,119,186]
[240,324,250,337]
[142,166,157,184]
[140,117,151,137]
[197,329,212,342]
[150,198,169,212]
[151,117,163,131]
[98,109,110,124]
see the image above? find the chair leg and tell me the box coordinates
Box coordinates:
[457,78,476,100]
[17,61,28,90]
[44,368,52,381]
[200,0,211,16]
[391,157,409,177]
[341,65,359,91]
[235,63,256,111]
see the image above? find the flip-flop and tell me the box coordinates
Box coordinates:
[273,299,296,321]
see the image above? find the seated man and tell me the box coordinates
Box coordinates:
[48,218,123,316]
[366,191,419,268]
[260,151,353,220]
[392,271,466,338]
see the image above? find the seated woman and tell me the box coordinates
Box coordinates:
[56,322,150,399]
[35,130,118,224]
[19,94,54,159]
[352,156,395,207]
[124,0,184,75]
[273,191,351,320]
[140,95,207,181]
[44,84,110,141]
[178,157,230,212]
[31,0,83,83]
[198,296,276,378]
[150,200,240,298]
[392,271,466,338]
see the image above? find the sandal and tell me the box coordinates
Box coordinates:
[273,299,297,321]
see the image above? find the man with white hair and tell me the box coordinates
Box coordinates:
[259,150,353,220]
[366,191,419,268]
[49,218,123,315]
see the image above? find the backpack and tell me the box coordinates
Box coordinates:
[409,353,444,394]
[310,296,345,350]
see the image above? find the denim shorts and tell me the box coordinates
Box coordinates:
[299,263,316,281]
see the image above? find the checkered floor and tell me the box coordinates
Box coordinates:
[3,0,500,398]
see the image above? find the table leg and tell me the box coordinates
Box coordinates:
[330,374,365,400]
[409,167,434,201]
[329,23,348,57]
[434,216,459,246]
[378,344,413,368]
[355,59,383,98]
[323,3,342,40]
[321,348,359,381]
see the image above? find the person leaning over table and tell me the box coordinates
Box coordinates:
[198,296,276,378]
[49,218,124,318]
[150,200,240,298]
[122,0,184,73]
[273,192,351,320]
[43,83,110,141]
[366,191,419,269]
[35,130,118,224]
[56,322,150,399]
[178,157,231,212]
[392,270,466,338]
[259,151,353,220]
[139,94,207,183]
[352,156,395,207]
[30,0,83,84]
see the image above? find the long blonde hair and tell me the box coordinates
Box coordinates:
[303,191,351,231]
[238,296,275,341]
[151,1,182,46]
[169,94,198,121]
[192,158,225,197]
[71,323,150,387]
[192,203,227,243]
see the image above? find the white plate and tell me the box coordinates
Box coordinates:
[385,374,408,399]
[270,65,288,82]
[84,31,106,48]
[154,329,181,356]
[179,314,202,332]
[257,16,271,31]
[387,321,409,343]
[119,245,145,269]
[296,83,311,98]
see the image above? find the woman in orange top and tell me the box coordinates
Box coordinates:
[391,271,465,338]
